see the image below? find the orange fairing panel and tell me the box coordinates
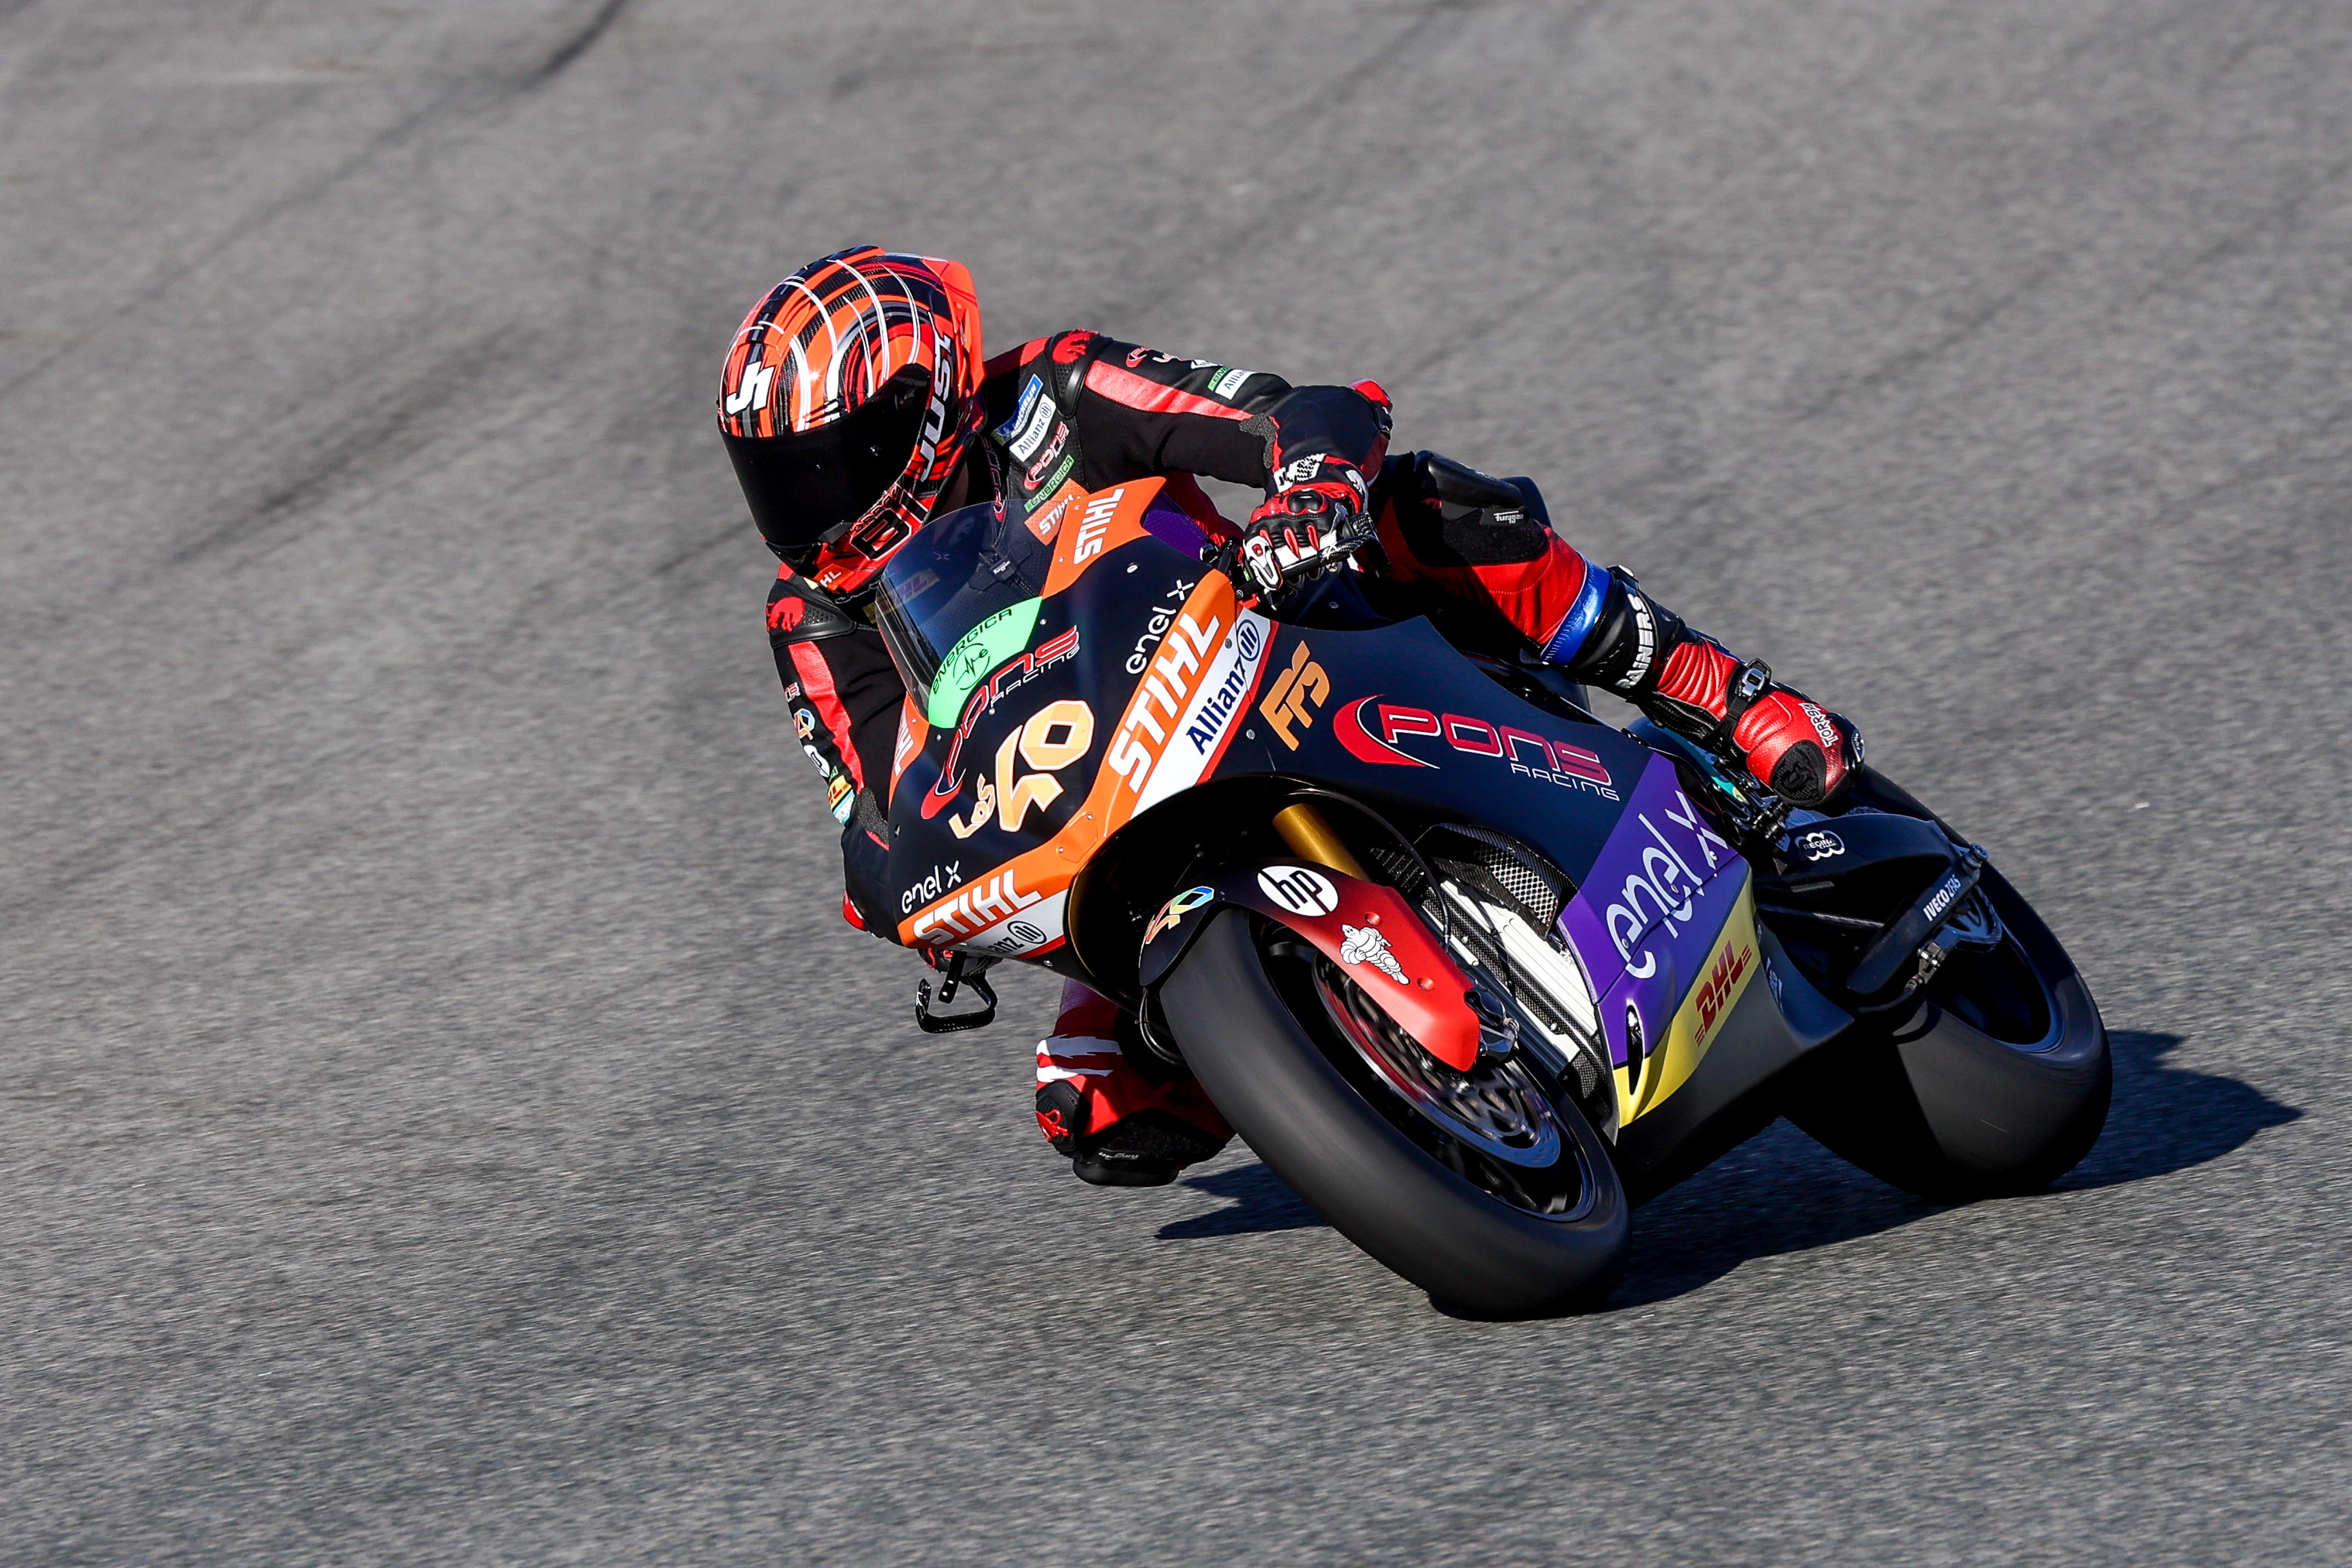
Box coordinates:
[1041,478,1162,598]
[899,482,1278,951]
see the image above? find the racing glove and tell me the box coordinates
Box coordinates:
[1567,568,1862,807]
[1237,457,1375,596]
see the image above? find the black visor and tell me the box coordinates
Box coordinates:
[723,362,935,559]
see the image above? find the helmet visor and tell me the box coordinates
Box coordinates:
[723,362,934,557]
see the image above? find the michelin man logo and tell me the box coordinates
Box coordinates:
[1338,923,1408,986]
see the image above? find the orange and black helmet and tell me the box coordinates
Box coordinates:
[717,246,986,594]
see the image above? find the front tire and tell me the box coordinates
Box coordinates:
[1159,908,1628,1316]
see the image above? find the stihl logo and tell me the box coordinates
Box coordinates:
[1074,488,1125,562]
[1259,641,1330,750]
[1105,607,1221,790]
[725,360,775,416]
[1695,941,1755,1041]
[910,868,1044,945]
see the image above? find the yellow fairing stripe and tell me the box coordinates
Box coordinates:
[1612,881,1763,1124]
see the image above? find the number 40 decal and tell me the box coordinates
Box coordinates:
[952,699,1097,838]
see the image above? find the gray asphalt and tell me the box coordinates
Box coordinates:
[4,2,2348,1563]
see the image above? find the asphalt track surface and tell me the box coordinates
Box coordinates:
[5,2,2350,1564]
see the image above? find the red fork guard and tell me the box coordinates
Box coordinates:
[1139,862,1483,1070]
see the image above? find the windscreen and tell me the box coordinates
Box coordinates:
[872,500,1059,724]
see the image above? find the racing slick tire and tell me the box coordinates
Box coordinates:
[1782,864,2111,1201]
[1160,908,1629,1317]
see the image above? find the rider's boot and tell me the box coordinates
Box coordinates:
[1546,567,1861,806]
[1034,981,1231,1187]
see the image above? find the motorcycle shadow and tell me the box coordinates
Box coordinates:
[1158,1161,1326,1239]
[1604,1029,2299,1309]
[1157,1033,2297,1309]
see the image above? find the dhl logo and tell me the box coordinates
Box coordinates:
[1694,939,1756,1045]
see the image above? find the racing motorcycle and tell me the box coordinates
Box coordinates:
[872,454,2109,1317]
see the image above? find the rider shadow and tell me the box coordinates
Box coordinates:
[1604,1030,2300,1309]
[1158,1160,1326,1239]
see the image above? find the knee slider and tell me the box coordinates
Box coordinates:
[1401,452,1557,567]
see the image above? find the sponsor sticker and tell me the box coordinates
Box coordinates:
[1073,488,1124,562]
[1693,939,1756,1046]
[1145,885,1215,945]
[1023,419,1070,487]
[910,867,1046,946]
[1258,640,1330,749]
[1209,366,1253,399]
[900,860,965,914]
[1257,864,1338,915]
[1126,578,1197,674]
[999,376,1054,462]
[1334,696,1617,798]
[1338,922,1408,985]
[1025,492,1070,545]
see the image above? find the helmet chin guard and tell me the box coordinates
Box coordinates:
[717,247,985,593]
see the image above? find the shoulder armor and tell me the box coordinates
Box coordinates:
[767,572,863,646]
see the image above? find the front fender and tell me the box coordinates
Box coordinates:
[1138,860,1483,1070]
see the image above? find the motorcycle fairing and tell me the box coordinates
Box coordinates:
[1136,861,1484,1070]
[894,479,1279,954]
[882,474,1839,1137]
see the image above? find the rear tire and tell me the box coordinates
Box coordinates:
[1160,908,1629,1316]
[1782,865,2111,1200]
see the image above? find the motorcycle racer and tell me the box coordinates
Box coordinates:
[719,245,1861,1187]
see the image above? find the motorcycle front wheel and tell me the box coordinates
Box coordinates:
[1159,908,1628,1317]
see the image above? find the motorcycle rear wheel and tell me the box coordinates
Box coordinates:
[1781,864,2111,1200]
[1160,908,1628,1316]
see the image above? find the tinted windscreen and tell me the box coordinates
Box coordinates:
[872,500,1058,721]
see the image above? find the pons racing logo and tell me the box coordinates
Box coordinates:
[1334,696,1617,797]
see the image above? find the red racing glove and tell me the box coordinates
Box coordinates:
[1238,457,1375,596]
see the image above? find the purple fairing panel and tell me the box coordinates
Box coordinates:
[1558,755,1750,1069]
[1141,496,1216,557]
